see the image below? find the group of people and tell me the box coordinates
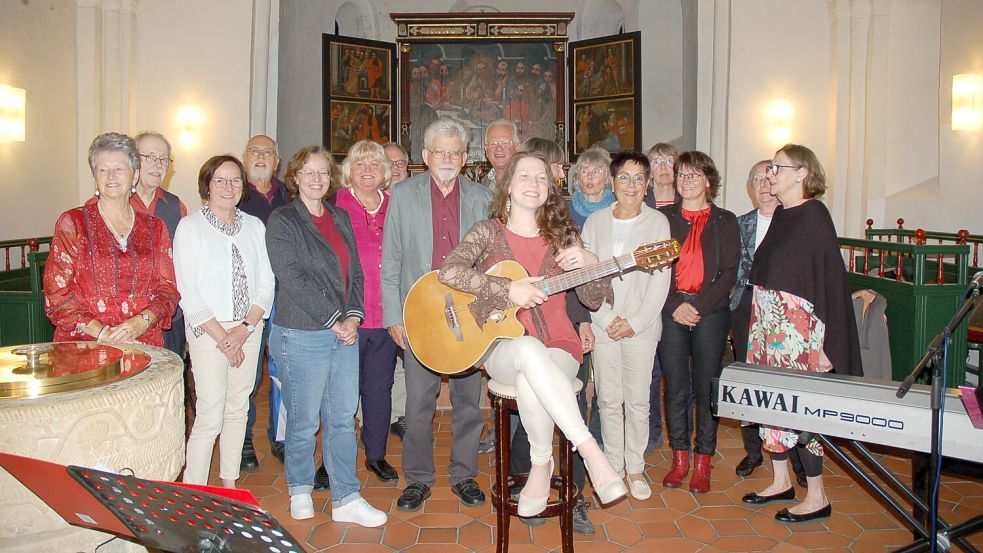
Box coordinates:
[41,114,860,532]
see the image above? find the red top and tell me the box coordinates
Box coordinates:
[43,204,180,346]
[312,209,350,297]
[504,225,583,364]
[430,176,462,271]
[675,207,712,294]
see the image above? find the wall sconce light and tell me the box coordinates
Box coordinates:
[951,73,982,131]
[176,104,204,149]
[765,100,792,145]
[0,85,27,143]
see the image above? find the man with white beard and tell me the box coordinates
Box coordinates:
[236,135,309,479]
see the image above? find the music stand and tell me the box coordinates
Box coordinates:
[0,452,303,553]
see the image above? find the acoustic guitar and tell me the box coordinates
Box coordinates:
[403,239,681,375]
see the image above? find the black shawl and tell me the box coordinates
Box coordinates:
[749,200,862,376]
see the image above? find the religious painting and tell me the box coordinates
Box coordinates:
[326,101,392,157]
[402,43,559,164]
[571,98,637,156]
[391,13,574,166]
[323,34,397,158]
[568,31,641,159]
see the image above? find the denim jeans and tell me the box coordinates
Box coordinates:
[657,307,730,455]
[244,320,273,444]
[269,323,361,504]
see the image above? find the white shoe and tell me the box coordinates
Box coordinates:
[332,497,388,527]
[290,493,315,520]
[628,475,652,500]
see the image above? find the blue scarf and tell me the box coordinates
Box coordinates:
[571,188,616,218]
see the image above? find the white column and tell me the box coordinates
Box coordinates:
[76,0,101,201]
[250,0,274,138]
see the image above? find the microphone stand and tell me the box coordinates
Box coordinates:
[894,285,982,553]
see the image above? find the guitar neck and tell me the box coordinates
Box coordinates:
[536,253,637,295]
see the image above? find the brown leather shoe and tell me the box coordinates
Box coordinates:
[689,453,713,493]
[662,450,690,488]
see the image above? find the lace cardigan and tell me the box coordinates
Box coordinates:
[437,219,613,334]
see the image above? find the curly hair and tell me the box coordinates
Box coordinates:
[282,145,340,199]
[488,152,580,250]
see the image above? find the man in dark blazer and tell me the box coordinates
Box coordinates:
[381,117,493,512]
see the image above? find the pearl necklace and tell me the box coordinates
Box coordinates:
[97,201,135,250]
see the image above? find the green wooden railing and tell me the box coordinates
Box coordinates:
[0,237,54,346]
[839,233,971,385]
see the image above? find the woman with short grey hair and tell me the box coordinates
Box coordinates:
[567,147,615,228]
[44,132,179,347]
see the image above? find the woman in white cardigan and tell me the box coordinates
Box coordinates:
[174,155,275,487]
[581,151,672,501]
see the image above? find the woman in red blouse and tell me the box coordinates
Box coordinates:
[438,152,628,517]
[657,151,739,493]
[43,132,179,347]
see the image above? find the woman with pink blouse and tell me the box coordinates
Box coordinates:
[334,140,400,484]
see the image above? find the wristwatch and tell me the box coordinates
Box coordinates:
[140,313,151,325]
[241,321,256,334]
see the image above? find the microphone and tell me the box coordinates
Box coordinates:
[967,271,983,298]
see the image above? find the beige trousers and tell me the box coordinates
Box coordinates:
[592,336,658,475]
[184,320,264,484]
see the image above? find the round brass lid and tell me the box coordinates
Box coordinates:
[0,342,152,399]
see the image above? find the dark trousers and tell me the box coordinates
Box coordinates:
[648,354,663,442]
[731,288,753,364]
[510,353,590,499]
[245,321,272,444]
[658,307,730,455]
[403,349,483,487]
[771,445,822,478]
[358,327,399,461]
[162,314,186,359]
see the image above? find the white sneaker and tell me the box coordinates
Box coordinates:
[628,475,652,500]
[332,497,388,527]
[290,493,315,520]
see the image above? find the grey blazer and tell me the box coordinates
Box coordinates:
[381,172,493,328]
[730,208,759,311]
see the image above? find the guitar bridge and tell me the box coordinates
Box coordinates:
[444,294,464,342]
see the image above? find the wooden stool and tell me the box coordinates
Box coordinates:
[487,378,582,553]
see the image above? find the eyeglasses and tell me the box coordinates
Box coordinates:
[615,173,647,186]
[96,166,129,178]
[427,148,465,160]
[486,140,514,149]
[211,177,244,189]
[650,157,674,166]
[245,147,277,158]
[765,163,801,176]
[578,167,605,177]
[297,170,330,181]
[677,172,704,182]
[751,176,769,186]
[139,153,171,166]
[390,159,408,168]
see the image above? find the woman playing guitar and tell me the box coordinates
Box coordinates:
[437,152,628,516]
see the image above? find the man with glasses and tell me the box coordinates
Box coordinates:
[237,135,293,474]
[384,142,410,185]
[132,132,188,356]
[382,117,493,512]
[480,119,519,193]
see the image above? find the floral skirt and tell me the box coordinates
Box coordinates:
[747,286,831,456]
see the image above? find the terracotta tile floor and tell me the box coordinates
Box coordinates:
[205,385,983,552]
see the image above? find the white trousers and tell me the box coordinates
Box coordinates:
[484,336,589,465]
[184,320,264,484]
[592,336,658,475]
